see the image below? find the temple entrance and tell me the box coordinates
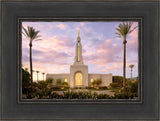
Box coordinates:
[75,72,83,86]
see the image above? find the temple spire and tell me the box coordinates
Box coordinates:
[74,30,84,65]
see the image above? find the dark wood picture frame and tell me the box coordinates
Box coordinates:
[1,0,159,120]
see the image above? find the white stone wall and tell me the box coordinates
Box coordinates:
[46,73,112,87]
[88,73,112,87]
[70,64,88,88]
[46,74,70,86]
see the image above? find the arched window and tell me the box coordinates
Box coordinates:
[91,78,94,83]
[75,72,83,86]
[64,78,67,82]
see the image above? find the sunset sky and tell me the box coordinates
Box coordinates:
[22,22,138,81]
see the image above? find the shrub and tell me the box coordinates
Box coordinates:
[91,79,102,88]
[97,94,110,99]
[50,86,69,91]
[63,91,78,99]
[56,79,62,86]
[130,82,138,93]
[96,79,102,86]
[46,78,53,84]
[113,80,138,99]
[37,81,48,89]
[110,83,121,89]
[31,87,54,99]
[22,68,30,95]
[99,86,108,90]
[50,92,63,99]
[62,82,68,87]
[62,91,102,99]
[114,92,130,99]
[86,87,95,90]
[113,76,123,83]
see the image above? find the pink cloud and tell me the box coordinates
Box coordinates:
[84,39,122,66]
[100,63,122,72]
[22,22,138,78]
[22,34,75,78]
[56,23,67,30]
[127,24,138,57]
[23,22,54,34]
[80,22,85,26]
[23,35,74,53]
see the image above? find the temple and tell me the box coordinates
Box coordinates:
[46,31,112,88]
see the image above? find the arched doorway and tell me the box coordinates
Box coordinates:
[75,72,83,86]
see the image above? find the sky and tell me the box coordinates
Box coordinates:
[22,22,138,81]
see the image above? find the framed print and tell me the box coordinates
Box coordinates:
[1,0,159,120]
[19,18,141,103]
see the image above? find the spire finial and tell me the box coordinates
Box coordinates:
[78,30,80,37]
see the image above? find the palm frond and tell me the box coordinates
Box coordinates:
[128,26,137,34]
[115,32,122,38]
[116,35,122,38]
[22,31,28,38]
[115,22,137,40]
[22,26,41,43]
[35,39,42,41]
[22,26,29,38]
[34,35,42,40]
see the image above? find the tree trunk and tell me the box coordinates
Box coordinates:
[37,73,38,81]
[123,40,127,89]
[29,43,33,93]
[131,68,132,81]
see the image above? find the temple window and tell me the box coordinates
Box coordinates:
[64,78,67,82]
[91,78,94,83]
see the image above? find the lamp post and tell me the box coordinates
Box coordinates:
[129,65,134,81]
[42,72,45,81]
[36,70,39,82]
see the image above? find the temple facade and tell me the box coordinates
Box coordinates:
[46,31,112,88]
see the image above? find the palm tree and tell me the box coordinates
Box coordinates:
[116,22,137,89]
[129,64,134,81]
[42,72,45,81]
[36,70,40,82]
[22,26,41,92]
